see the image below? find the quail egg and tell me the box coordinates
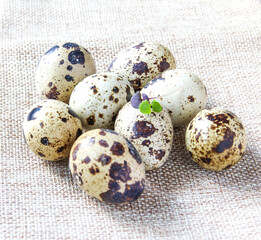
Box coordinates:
[69,73,134,130]
[36,42,96,103]
[185,108,247,171]
[23,100,83,161]
[108,42,176,91]
[141,69,208,127]
[115,102,173,170]
[69,129,145,204]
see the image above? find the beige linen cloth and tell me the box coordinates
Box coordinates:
[0,0,260,239]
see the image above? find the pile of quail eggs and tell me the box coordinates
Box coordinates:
[23,42,247,204]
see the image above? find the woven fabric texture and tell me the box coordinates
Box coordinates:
[1,0,261,239]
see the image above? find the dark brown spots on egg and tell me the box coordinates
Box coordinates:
[108,180,120,191]
[195,132,201,142]
[206,114,229,126]
[132,121,156,139]
[67,65,73,71]
[126,85,132,101]
[239,123,244,129]
[72,143,81,161]
[62,118,67,122]
[189,124,193,130]
[110,141,125,156]
[89,165,100,175]
[86,115,95,125]
[91,85,98,94]
[41,137,49,145]
[103,105,108,109]
[39,122,44,128]
[201,158,212,164]
[125,138,142,164]
[27,106,42,121]
[48,82,53,87]
[215,128,235,153]
[97,154,112,166]
[148,147,153,156]
[98,113,103,118]
[38,152,45,157]
[188,95,195,102]
[30,134,33,138]
[142,140,151,146]
[109,160,131,182]
[132,61,149,76]
[99,139,109,147]
[59,60,64,65]
[57,146,64,153]
[113,87,119,93]
[109,95,114,101]
[158,58,170,72]
[45,86,60,99]
[99,130,106,136]
[114,98,119,103]
[130,79,142,90]
[76,128,82,139]
[100,179,145,203]
[238,143,242,150]
[154,149,165,160]
[68,49,85,65]
[82,156,91,164]
[65,75,74,82]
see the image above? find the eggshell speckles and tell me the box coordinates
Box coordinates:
[69,129,145,204]
[185,108,247,171]
[23,100,83,161]
[141,69,208,127]
[115,103,173,170]
[69,73,135,130]
[108,42,176,91]
[36,42,96,103]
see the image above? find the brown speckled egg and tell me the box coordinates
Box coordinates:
[69,73,134,130]
[23,100,83,161]
[69,129,145,204]
[141,69,208,127]
[108,42,176,91]
[185,108,247,171]
[36,42,96,103]
[115,102,173,171]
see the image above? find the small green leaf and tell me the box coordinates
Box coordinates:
[139,100,151,114]
[151,100,162,112]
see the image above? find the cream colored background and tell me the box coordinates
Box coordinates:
[0,0,261,239]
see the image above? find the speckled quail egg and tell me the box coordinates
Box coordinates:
[141,69,208,127]
[69,73,134,130]
[23,100,83,161]
[69,129,145,204]
[185,108,247,171]
[115,102,173,171]
[36,42,96,103]
[108,42,176,91]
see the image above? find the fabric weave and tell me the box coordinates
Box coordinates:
[1,0,260,239]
